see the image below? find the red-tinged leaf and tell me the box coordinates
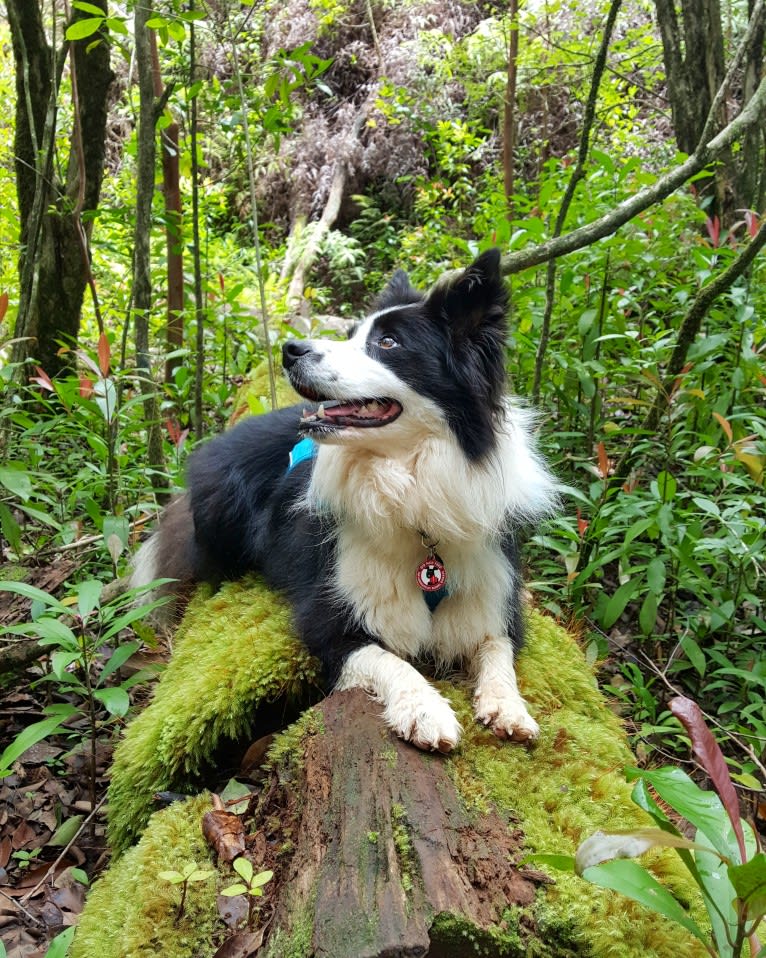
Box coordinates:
[584,273,591,292]
[745,210,759,238]
[669,696,747,865]
[596,442,609,480]
[712,411,733,444]
[202,808,246,863]
[0,291,8,324]
[576,508,588,538]
[79,376,94,399]
[97,333,111,378]
[165,418,181,445]
[32,366,55,392]
[218,271,225,292]
[705,214,721,247]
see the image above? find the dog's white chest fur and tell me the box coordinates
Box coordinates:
[305,404,556,664]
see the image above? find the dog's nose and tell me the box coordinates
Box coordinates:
[282,340,314,370]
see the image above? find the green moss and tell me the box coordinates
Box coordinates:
[93,582,708,956]
[71,796,221,958]
[107,578,322,854]
[443,610,707,958]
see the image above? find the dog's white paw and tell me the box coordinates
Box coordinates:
[473,686,539,743]
[384,685,461,753]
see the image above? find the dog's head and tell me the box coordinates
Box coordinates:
[282,249,509,461]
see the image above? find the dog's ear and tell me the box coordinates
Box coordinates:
[373,268,422,311]
[425,249,507,338]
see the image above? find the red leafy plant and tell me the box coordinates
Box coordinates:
[531,696,765,958]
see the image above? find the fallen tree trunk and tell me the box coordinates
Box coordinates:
[71,578,706,958]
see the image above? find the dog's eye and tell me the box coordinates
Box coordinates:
[378,335,398,349]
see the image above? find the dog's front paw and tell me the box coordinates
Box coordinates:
[473,686,539,743]
[384,685,461,753]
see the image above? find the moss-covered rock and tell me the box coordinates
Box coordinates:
[83,577,707,957]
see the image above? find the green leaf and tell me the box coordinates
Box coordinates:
[0,503,21,555]
[655,471,677,502]
[0,714,74,773]
[602,579,638,629]
[44,926,76,958]
[575,828,703,873]
[51,650,82,680]
[48,815,84,848]
[158,870,184,883]
[65,17,103,40]
[0,581,68,614]
[187,868,216,883]
[729,853,766,914]
[0,464,33,501]
[581,859,708,945]
[72,1,105,14]
[220,778,251,812]
[233,857,254,884]
[96,640,140,686]
[646,557,666,595]
[249,869,273,888]
[220,883,248,897]
[638,591,658,635]
[679,634,706,677]
[77,579,103,620]
[106,16,128,35]
[93,686,130,717]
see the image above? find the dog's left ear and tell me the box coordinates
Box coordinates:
[425,249,507,337]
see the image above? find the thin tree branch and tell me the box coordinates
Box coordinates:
[501,72,766,277]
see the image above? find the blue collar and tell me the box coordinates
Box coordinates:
[287,437,317,472]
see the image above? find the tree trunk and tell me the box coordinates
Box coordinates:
[132,5,167,484]
[8,0,112,378]
[269,689,547,957]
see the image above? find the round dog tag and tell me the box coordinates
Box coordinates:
[416,554,447,592]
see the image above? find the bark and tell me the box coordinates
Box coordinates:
[132,5,167,483]
[654,0,765,218]
[269,690,548,957]
[8,0,112,378]
[502,0,520,217]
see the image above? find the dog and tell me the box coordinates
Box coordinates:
[131,249,558,752]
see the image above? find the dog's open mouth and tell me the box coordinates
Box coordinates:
[299,398,403,432]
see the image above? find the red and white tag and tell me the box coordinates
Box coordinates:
[416,554,447,592]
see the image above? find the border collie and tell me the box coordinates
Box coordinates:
[132,249,557,752]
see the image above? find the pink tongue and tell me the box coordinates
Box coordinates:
[324,402,363,418]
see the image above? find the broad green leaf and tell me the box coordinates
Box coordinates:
[0,581,68,614]
[72,1,105,13]
[44,926,76,958]
[602,578,638,629]
[646,557,666,595]
[220,883,248,897]
[679,634,706,677]
[0,503,21,554]
[250,869,273,888]
[582,859,708,945]
[65,17,103,40]
[6,617,78,649]
[51,649,82,680]
[0,464,32,501]
[233,857,254,884]
[158,870,184,883]
[220,778,251,812]
[77,579,103,620]
[655,471,677,502]
[728,853,766,914]
[93,686,130,717]
[188,868,216,883]
[627,767,736,863]
[0,714,72,772]
[48,815,84,847]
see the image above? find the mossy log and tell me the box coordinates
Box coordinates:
[71,575,709,958]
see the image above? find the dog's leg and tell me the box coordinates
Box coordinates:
[336,644,462,753]
[471,635,539,743]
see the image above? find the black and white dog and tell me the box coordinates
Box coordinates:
[132,249,557,752]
